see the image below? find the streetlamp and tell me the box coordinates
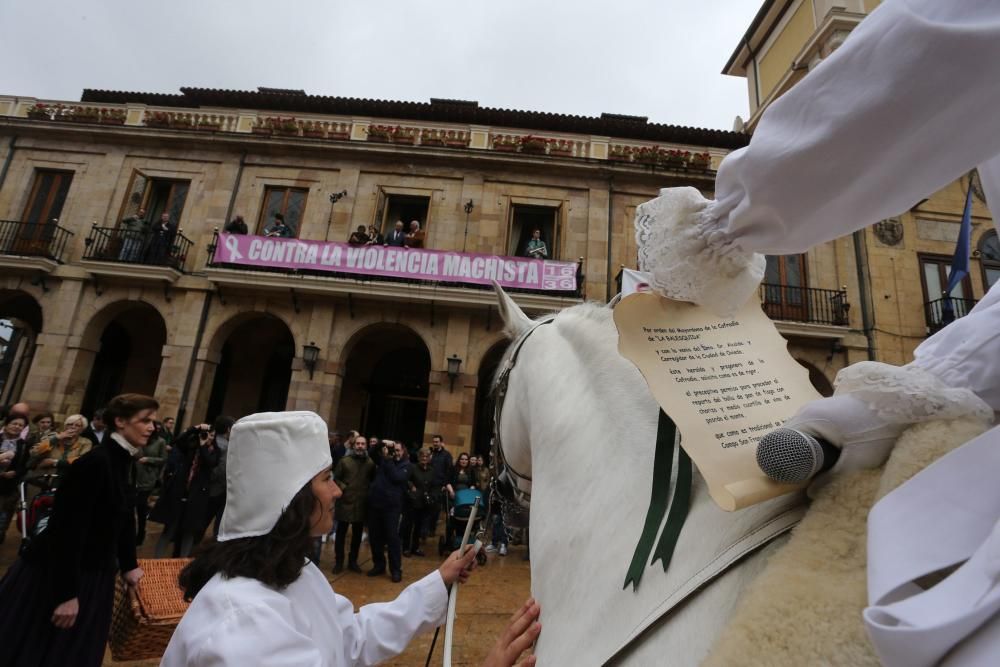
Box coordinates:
[447,354,463,391]
[462,200,474,252]
[302,341,321,380]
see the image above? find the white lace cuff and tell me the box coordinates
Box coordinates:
[634,187,765,318]
[834,361,993,425]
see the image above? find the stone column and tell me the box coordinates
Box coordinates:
[423,313,476,454]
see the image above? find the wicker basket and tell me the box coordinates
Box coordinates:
[109,558,192,661]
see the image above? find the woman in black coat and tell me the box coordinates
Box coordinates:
[150,423,218,558]
[0,393,158,667]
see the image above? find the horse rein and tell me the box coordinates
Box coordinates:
[489,315,556,507]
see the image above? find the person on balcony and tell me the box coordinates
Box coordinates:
[405,220,425,249]
[118,207,148,262]
[347,225,370,246]
[365,224,384,246]
[145,213,177,265]
[524,229,548,260]
[386,220,407,247]
[223,215,248,235]
[264,213,294,238]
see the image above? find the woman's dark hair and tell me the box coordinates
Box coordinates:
[3,415,27,429]
[105,394,159,431]
[32,411,54,424]
[179,482,318,600]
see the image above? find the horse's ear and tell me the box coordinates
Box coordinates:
[492,281,532,339]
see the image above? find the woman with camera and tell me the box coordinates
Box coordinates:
[0,394,158,667]
[150,423,219,557]
[162,411,540,667]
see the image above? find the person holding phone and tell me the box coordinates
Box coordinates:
[150,423,219,557]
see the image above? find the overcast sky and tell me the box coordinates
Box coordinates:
[1,1,759,131]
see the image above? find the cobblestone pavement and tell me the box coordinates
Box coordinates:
[0,520,531,666]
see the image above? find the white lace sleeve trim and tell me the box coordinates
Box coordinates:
[634,187,765,317]
[834,361,993,425]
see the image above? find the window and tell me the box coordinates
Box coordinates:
[978,231,1000,290]
[920,253,974,329]
[257,186,308,236]
[762,254,807,320]
[22,170,73,226]
[377,194,430,236]
[508,205,559,259]
[119,170,190,227]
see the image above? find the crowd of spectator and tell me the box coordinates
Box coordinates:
[350,219,425,249]
[1,399,505,577]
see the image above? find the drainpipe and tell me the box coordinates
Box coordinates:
[852,229,876,360]
[605,176,614,302]
[224,150,248,223]
[0,136,18,192]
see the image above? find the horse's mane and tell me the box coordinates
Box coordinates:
[490,301,613,395]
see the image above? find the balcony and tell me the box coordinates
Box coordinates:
[0,219,74,272]
[760,284,850,327]
[80,225,193,283]
[204,232,584,312]
[924,296,977,335]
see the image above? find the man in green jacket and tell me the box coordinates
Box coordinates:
[135,425,167,545]
[332,434,375,573]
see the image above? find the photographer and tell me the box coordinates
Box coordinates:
[367,441,409,582]
[150,423,219,558]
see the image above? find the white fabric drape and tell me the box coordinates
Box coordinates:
[650,1,1000,664]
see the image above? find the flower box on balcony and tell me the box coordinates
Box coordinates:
[421,138,445,147]
[493,143,518,152]
[445,139,470,148]
[327,131,350,141]
[196,123,220,131]
[302,129,325,139]
[101,116,126,126]
[520,136,550,154]
[393,134,416,145]
[608,153,632,162]
[689,153,711,170]
[550,147,573,157]
[251,126,272,136]
[273,128,299,137]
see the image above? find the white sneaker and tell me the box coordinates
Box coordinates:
[361,531,368,542]
[484,544,497,554]
[498,544,508,556]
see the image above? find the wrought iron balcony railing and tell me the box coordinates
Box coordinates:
[0,219,74,263]
[760,283,850,326]
[82,225,193,272]
[924,296,977,335]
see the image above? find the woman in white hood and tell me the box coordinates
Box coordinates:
[161,411,539,666]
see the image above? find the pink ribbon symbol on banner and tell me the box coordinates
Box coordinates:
[224,235,243,260]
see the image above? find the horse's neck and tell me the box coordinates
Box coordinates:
[517,311,795,665]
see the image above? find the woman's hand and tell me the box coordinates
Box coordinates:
[51,597,79,629]
[482,598,541,667]
[123,567,144,587]
[438,546,478,586]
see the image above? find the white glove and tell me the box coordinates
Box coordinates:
[782,394,903,491]
[634,187,766,317]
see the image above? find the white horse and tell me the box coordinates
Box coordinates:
[492,286,806,666]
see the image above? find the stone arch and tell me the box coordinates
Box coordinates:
[335,322,431,447]
[796,358,834,397]
[0,290,44,404]
[75,300,168,416]
[472,339,511,458]
[203,312,297,421]
[336,315,436,370]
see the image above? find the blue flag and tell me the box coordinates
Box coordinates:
[946,185,974,296]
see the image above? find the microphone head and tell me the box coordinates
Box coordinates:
[756,428,823,484]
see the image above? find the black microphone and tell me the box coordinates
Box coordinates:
[755,427,841,484]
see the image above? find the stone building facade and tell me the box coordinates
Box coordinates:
[0,87,857,455]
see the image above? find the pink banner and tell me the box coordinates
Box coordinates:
[214,234,578,291]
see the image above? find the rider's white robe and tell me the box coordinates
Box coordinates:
[160,563,447,667]
[661,0,1000,663]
